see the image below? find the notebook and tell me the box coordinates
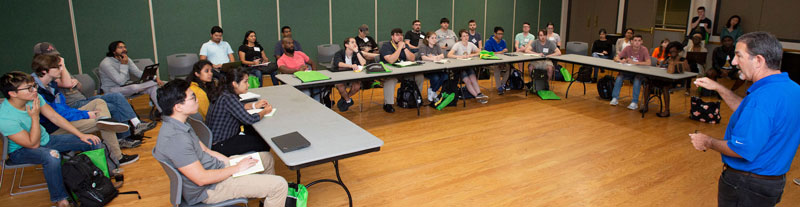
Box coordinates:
[239,92,261,102]
[247,108,277,117]
[229,152,265,177]
[271,131,311,153]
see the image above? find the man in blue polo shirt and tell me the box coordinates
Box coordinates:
[484,26,509,95]
[691,32,800,206]
[199,26,235,69]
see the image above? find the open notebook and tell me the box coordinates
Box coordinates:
[247,108,277,117]
[229,152,264,177]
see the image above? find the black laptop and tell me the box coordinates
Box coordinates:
[271,131,311,153]
[124,64,158,86]
[220,61,243,73]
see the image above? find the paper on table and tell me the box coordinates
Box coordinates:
[457,58,473,60]
[239,92,261,101]
[522,53,542,57]
[393,61,417,67]
[230,152,264,177]
[247,108,277,116]
[433,59,450,64]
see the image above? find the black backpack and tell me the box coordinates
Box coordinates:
[62,154,140,206]
[505,69,524,90]
[597,75,614,100]
[553,65,565,81]
[529,69,550,93]
[396,79,422,108]
[575,66,593,83]
[440,79,460,107]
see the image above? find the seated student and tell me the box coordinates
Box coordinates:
[0,71,102,207]
[379,28,421,113]
[99,40,164,111]
[276,37,323,100]
[545,22,562,48]
[404,20,424,53]
[331,37,365,112]
[417,31,449,103]
[186,60,215,119]
[238,30,279,86]
[31,54,139,165]
[153,79,287,207]
[653,41,690,117]
[206,67,273,156]
[356,24,381,61]
[484,27,509,94]
[706,36,745,91]
[200,26,235,68]
[616,28,634,55]
[610,34,651,110]
[682,33,707,73]
[435,18,457,51]
[274,26,303,60]
[529,29,562,80]
[514,22,536,79]
[448,29,489,104]
[591,29,614,82]
[652,39,669,65]
[34,42,155,137]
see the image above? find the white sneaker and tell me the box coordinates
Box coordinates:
[609,98,619,106]
[427,88,436,102]
[627,102,638,110]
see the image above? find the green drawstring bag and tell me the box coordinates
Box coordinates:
[80,148,111,177]
[286,183,308,207]
[248,76,260,88]
[560,67,572,82]
[479,50,501,60]
[434,92,456,110]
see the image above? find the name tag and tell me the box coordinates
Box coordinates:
[254,47,261,52]
[726,55,730,60]
[471,39,477,43]
[363,37,369,42]
[420,34,425,39]
[699,23,706,27]
[543,48,549,53]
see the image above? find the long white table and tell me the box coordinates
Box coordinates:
[249,85,384,206]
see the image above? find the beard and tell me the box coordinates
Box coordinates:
[284,48,294,54]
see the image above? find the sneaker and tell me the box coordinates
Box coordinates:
[609,98,619,106]
[383,104,395,113]
[477,99,489,104]
[497,87,505,95]
[627,102,639,110]
[118,154,139,166]
[476,93,489,99]
[133,121,157,135]
[427,88,437,102]
[794,178,800,186]
[119,139,142,149]
[337,98,348,112]
[96,120,130,133]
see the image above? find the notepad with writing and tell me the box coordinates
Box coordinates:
[229,152,264,177]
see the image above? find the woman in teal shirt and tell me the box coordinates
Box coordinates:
[720,15,742,42]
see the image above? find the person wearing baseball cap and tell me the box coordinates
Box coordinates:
[355,24,379,61]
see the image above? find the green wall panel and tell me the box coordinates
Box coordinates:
[220,0,278,61]
[331,0,375,49]
[419,0,453,37]
[152,0,217,78]
[540,0,562,33]
[452,0,486,36]
[376,0,416,43]
[73,0,154,74]
[485,0,516,47]
[279,0,329,63]
[0,0,78,75]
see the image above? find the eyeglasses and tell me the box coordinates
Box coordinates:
[16,84,38,92]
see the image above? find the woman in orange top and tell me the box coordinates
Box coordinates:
[651,39,669,65]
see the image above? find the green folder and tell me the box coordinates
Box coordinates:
[537,90,561,100]
[293,71,331,83]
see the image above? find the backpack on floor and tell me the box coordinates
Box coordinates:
[529,69,550,93]
[553,65,566,81]
[597,75,614,100]
[575,66,593,83]
[62,154,140,206]
[505,69,525,90]
[396,80,422,108]
[433,79,460,109]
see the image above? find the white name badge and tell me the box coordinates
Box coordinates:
[363,38,369,42]
[420,34,425,39]
[254,47,261,52]
[543,48,549,53]
[726,55,730,60]
[472,39,477,43]
[699,23,706,27]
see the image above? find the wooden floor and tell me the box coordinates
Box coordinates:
[2,69,800,206]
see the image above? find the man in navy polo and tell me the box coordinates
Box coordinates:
[691,32,800,206]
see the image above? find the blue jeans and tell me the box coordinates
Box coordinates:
[591,53,612,80]
[612,73,644,103]
[425,72,449,92]
[718,169,785,207]
[8,134,102,202]
[69,92,135,139]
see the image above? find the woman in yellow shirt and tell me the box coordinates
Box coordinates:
[187,60,215,118]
